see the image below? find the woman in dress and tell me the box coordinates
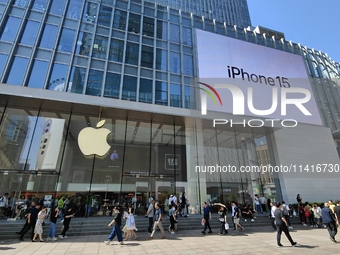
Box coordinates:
[124,207,137,240]
[32,206,47,242]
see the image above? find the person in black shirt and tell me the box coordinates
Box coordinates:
[275,203,297,248]
[213,203,228,235]
[47,206,60,241]
[59,207,74,239]
[19,203,42,241]
[104,207,124,245]
[334,200,340,226]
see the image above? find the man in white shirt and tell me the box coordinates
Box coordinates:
[146,199,155,234]
[271,202,277,230]
[259,194,267,213]
[231,201,236,230]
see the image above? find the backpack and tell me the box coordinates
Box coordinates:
[282,204,289,215]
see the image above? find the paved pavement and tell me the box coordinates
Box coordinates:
[0,225,338,255]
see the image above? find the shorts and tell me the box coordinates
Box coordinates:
[233,218,240,224]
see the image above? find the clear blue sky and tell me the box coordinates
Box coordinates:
[247,0,340,62]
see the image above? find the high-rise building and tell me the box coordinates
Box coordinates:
[0,0,339,217]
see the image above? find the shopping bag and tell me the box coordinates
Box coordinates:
[225,223,229,230]
[201,218,206,225]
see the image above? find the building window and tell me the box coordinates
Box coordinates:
[66,0,83,20]
[86,69,103,96]
[156,20,167,40]
[50,0,67,16]
[170,24,180,43]
[32,0,48,12]
[141,46,153,68]
[39,24,58,49]
[6,57,28,86]
[104,72,121,99]
[128,13,141,34]
[75,31,92,56]
[170,52,181,74]
[156,49,167,71]
[142,17,154,37]
[109,39,124,62]
[125,42,139,65]
[82,1,97,23]
[20,20,40,46]
[57,28,76,53]
[13,0,29,8]
[98,5,112,27]
[0,54,8,77]
[47,63,68,91]
[184,85,195,109]
[139,78,152,103]
[155,81,168,105]
[113,9,127,30]
[0,17,21,42]
[183,54,194,76]
[170,83,182,108]
[92,35,108,59]
[122,75,137,101]
[27,60,49,89]
[68,66,86,94]
[182,27,192,46]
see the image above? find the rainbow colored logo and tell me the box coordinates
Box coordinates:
[198,82,223,115]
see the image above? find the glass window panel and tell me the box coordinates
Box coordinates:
[92,35,108,59]
[0,54,8,77]
[170,24,180,43]
[98,5,112,27]
[182,27,192,46]
[125,42,139,65]
[109,39,124,62]
[156,48,167,71]
[155,81,167,105]
[0,17,21,42]
[122,75,137,101]
[47,63,68,91]
[183,54,194,76]
[128,13,140,34]
[82,1,97,23]
[50,0,67,16]
[6,57,28,86]
[113,9,127,30]
[184,85,195,109]
[57,28,76,53]
[66,0,82,20]
[27,60,49,89]
[68,66,86,94]
[75,31,92,56]
[141,45,153,68]
[156,20,167,40]
[14,0,29,8]
[104,72,120,99]
[170,14,179,24]
[86,69,103,96]
[20,20,40,46]
[142,17,154,37]
[32,0,48,12]
[157,10,166,20]
[170,83,182,108]
[170,51,180,74]
[39,24,58,49]
[139,78,152,103]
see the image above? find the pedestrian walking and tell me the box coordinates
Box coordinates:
[275,203,297,248]
[201,202,212,234]
[124,207,137,240]
[259,194,266,213]
[311,203,322,228]
[47,206,59,241]
[213,203,228,235]
[19,203,42,241]
[334,200,340,226]
[104,206,124,245]
[282,201,293,229]
[169,203,177,234]
[58,207,75,239]
[270,202,277,230]
[58,196,65,223]
[146,199,155,234]
[149,202,166,239]
[232,202,244,232]
[32,206,47,242]
[321,202,338,243]
[254,194,262,213]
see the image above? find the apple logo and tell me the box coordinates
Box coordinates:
[78,120,111,157]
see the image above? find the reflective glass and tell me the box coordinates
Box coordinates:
[125,42,139,65]
[47,63,68,91]
[109,39,124,62]
[184,86,195,109]
[39,24,58,49]
[139,78,152,103]
[68,66,86,94]
[14,0,29,8]
[98,6,112,27]
[82,1,97,23]
[6,57,28,86]
[169,24,180,43]
[57,28,76,53]
[66,0,83,20]
[170,83,181,107]
[182,27,192,46]
[156,20,167,40]
[128,13,140,34]
[170,52,181,74]
[86,69,103,96]
[0,17,21,42]
[156,49,167,71]
[92,35,108,59]
[143,17,154,37]
[0,54,8,77]
[155,81,167,105]
[104,72,121,99]
[122,75,137,101]
[141,46,153,68]
[32,0,48,11]
[75,31,92,56]
[20,20,40,46]
[50,0,67,16]
[113,9,127,30]
[27,60,49,89]
[183,55,194,76]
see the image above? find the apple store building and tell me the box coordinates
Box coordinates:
[0,0,339,217]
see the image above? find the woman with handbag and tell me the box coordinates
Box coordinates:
[214,203,228,235]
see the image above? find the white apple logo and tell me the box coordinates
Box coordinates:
[78,120,111,157]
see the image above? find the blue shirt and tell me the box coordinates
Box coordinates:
[155,208,162,221]
[321,207,335,223]
[203,206,210,219]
